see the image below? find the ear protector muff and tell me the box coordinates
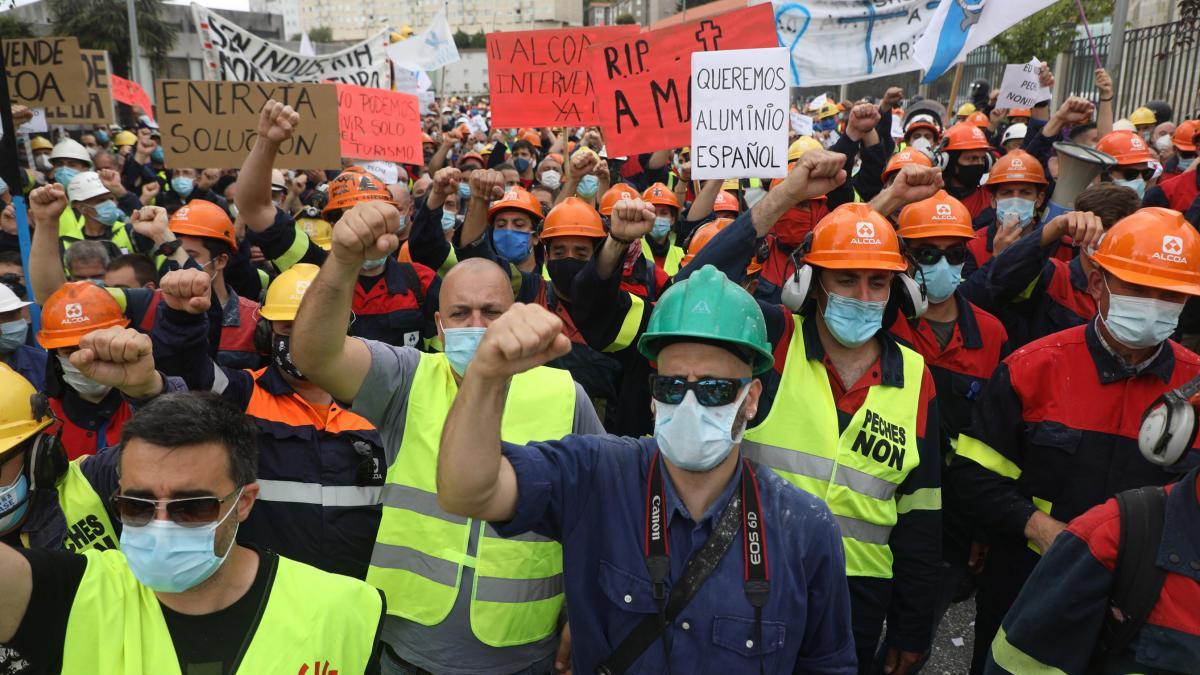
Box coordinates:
[780,232,928,319]
[1139,376,1200,469]
[780,233,815,312]
[25,393,68,490]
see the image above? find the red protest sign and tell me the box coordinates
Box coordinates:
[336,84,422,164]
[487,25,639,129]
[110,74,154,120]
[588,4,777,157]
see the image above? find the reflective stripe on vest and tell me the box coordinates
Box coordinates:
[366,353,572,647]
[640,236,685,277]
[742,314,924,579]
[59,209,136,254]
[63,550,382,673]
[57,459,118,553]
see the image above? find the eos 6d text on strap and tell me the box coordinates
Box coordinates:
[596,452,771,674]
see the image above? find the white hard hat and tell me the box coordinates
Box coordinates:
[1113,119,1137,132]
[50,138,94,168]
[0,284,30,313]
[270,169,287,191]
[1002,123,1028,145]
[67,171,110,203]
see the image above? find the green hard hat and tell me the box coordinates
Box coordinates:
[638,265,774,375]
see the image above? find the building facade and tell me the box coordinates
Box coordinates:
[299,0,584,42]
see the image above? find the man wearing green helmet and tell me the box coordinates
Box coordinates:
[436,264,857,673]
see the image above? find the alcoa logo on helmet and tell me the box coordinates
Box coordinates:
[852,221,881,245]
[289,279,311,301]
[1011,158,1025,169]
[934,204,953,220]
[63,302,88,325]
[972,128,985,140]
[1157,235,1187,264]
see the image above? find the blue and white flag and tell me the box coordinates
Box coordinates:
[914,0,1056,83]
[386,8,460,72]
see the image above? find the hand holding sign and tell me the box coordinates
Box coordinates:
[258,100,301,145]
[1095,68,1113,99]
[11,105,33,126]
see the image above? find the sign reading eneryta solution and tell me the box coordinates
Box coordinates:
[691,48,790,180]
[3,37,88,108]
[155,80,341,170]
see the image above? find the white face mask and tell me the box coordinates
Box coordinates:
[654,387,750,472]
[58,355,112,401]
[539,170,562,190]
[1155,135,1174,153]
[1101,279,1183,350]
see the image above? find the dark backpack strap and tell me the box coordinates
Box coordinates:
[1098,486,1169,661]
[398,262,425,310]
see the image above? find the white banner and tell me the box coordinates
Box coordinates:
[386,8,460,72]
[691,48,790,180]
[192,4,390,87]
[754,0,935,87]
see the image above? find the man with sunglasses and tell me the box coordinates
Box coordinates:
[0,389,386,674]
[950,207,1200,674]
[435,265,855,673]
[289,204,602,675]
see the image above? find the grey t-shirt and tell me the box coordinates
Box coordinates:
[351,338,603,675]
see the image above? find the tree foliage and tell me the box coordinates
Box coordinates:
[991,0,1112,65]
[452,29,486,49]
[0,14,34,39]
[308,25,334,43]
[48,0,177,78]
[615,13,637,24]
[1177,0,1198,49]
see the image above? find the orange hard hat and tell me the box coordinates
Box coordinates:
[322,168,396,219]
[883,149,933,181]
[488,186,543,222]
[942,123,991,152]
[519,129,542,148]
[985,150,1049,187]
[599,183,640,216]
[1172,120,1198,152]
[896,191,974,240]
[1008,108,1033,120]
[641,183,679,210]
[1090,207,1200,295]
[713,191,740,215]
[457,152,485,167]
[966,111,990,129]
[421,133,435,145]
[541,198,605,240]
[37,282,130,349]
[1096,130,1154,166]
[805,203,907,272]
[680,218,735,267]
[169,200,238,252]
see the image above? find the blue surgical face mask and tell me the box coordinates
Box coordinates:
[0,473,31,534]
[120,488,242,593]
[361,257,388,270]
[577,174,600,198]
[492,228,532,262]
[95,130,109,145]
[150,147,165,164]
[93,200,122,226]
[655,387,750,472]
[1114,177,1146,199]
[1179,157,1195,171]
[54,167,79,187]
[514,157,531,173]
[441,210,458,231]
[458,182,472,199]
[442,323,488,376]
[918,259,964,304]
[815,118,838,132]
[651,216,672,240]
[171,176,194,198]
[995,197,1036,229]
[821,283,887,348]
[0,319,29,352]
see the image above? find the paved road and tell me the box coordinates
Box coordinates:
[923,598,977,674]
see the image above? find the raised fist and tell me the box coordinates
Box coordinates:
[71,327,158,397]
[257,100,300,145]
[468,169,506,203]
[781,149,848,203]
[469,303,571,379]
[609,197,657,242]
[28,184,69,228]
[130,205,171,243]
[159,268,213,314]
[331,200,401,265]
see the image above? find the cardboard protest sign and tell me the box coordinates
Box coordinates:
[111,75,155,119]
[155,80,340,170]
[691,48,789,180]
[45,50,115,125]
[3,37,88,108]
[487,25,639,128]
[336,84,422,164]
[193,5,390,87]
[588,4,777,157]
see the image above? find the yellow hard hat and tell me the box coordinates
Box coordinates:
[0,363,52,457]
[815,102,840,120]
[113,131,137,147]
[788,136,823,161]
[1130,106,1156,126]
[956,103,976,117]
[31,136,53,151]
[296,218,332,251]
[259,263,320,321]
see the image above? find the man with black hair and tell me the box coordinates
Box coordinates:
[104,253,158,290]
[0,385,386,673]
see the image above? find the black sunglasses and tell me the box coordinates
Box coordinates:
[1109,167,1155,182]
[910,244,969,266]
[111,487,241,528]
[650,375,751,406]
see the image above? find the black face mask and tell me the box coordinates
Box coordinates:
[272,334,305,381]
[956,163,987,189]
[547,257,588,299]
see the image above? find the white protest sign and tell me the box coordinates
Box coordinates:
[691,48,790,180]
[756,0,935,87]
[791,112,813,136]
[193,4,390,86]
[18,107,48,134]
[891,111,905,139]
[808,94,828,111]
[997,61,1045,109]
[468,115,489,135]
[355,160,401,185]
